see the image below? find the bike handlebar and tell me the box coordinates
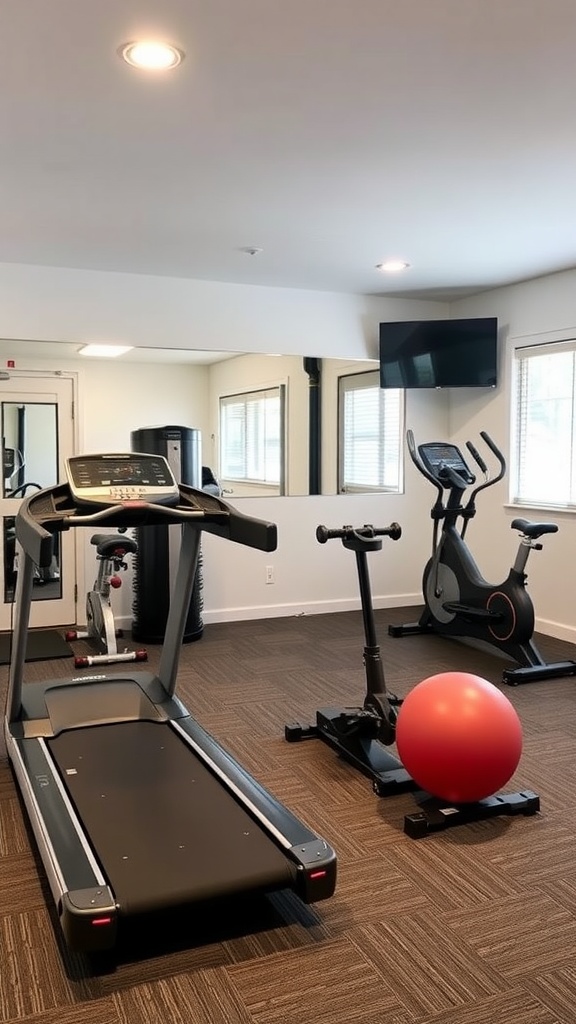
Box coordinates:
[479,430,506,478]
[406,429,445,502]
[466,441,488,474]
[316,523,402,544]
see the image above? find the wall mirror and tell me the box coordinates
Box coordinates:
[2,398,61,602]
[0,340,389,498]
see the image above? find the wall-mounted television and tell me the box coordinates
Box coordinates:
[379,317,498,389]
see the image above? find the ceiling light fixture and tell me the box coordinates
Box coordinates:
[78,345,134,358]
[375,260,411,273]
[120,41,185,70]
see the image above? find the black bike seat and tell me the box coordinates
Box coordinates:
[90,533,138,556]
[511,518,558,539]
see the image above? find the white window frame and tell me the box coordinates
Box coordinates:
[511,332,576,510]
[337,370,404,494]
[219,384,286,495]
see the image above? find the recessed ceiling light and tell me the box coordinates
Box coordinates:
[375,260,411,273]
[120,41,185,70]
[238,246,264,256]
[78,345,134,358]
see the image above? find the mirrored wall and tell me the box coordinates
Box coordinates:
[2,398,61,602]
[0,340,390,499]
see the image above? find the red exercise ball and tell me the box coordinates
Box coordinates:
[395,671,523,803]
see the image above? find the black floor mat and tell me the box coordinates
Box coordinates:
[0,629,72,665]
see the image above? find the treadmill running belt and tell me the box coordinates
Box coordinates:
[48,720,295,916]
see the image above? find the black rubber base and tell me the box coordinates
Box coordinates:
[286,711,541,839]
[402,789,541,838]
[285,712,415,795]
[503,661,576,685]
[0,629,72,665]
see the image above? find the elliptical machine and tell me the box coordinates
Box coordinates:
[389,430,576,685]
[65,530,147,668]
[285,522,539,836]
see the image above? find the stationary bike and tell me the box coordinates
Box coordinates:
[389,430,576,685]
[65,530,147,668]
[286,523,410,789]
[285,521,539,836]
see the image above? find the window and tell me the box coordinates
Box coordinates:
[338,370,403,493]
[511,339,576,507]
[219,385,285,493]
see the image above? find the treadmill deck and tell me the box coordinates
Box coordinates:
[48,719,294,915]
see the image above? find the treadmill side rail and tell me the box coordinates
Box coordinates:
[7,732,118,951]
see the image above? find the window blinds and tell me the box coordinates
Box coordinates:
[220,386,284,485]
[338,371,402,493]
[512,340,576,507]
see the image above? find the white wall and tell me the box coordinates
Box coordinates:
[6,259,574,643]
[0,261,445,360]
[449,268,576,641]
[6,349,449,630]
[202,384,449,623]
[0,262,449,631]
[75,359,211,455]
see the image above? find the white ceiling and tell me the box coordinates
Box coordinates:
[2,0,575,301]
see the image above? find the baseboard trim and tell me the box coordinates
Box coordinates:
[534,617,576,645]
[114,595,420,632]
[201,593,422,625]
[115,603,575,644]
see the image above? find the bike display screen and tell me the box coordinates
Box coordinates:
[418,443,473,483]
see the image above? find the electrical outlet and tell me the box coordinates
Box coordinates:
[265,565,274,584]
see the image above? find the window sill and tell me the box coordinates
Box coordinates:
[504,502,576,519]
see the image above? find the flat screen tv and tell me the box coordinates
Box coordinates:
[379,317,498,389]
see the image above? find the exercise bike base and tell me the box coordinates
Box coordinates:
[389,622,576,686]
[74,650,148,668]
[285,709,416,795]
[403,789,541,838]
[503,660,576,685]
[388,622,431,638]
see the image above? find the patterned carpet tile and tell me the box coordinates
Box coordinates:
[0,613,576,1023]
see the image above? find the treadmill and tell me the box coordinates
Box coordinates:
[4,452,337,953]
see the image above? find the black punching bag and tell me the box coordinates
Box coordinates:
[130,425,204,644]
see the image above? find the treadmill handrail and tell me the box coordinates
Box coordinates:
[15,481,277,567]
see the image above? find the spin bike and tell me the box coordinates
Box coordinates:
[389,431,576,685]
[285,522,539,837]
[66,530,147,668]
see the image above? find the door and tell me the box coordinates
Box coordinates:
[1,374,76,630]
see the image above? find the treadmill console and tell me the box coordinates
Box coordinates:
[66,453,180,506]
[418,442,475,486]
